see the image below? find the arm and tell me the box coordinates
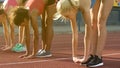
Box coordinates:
[68,9,78,58]
[2,14,10,46]
[70,16,78,58]
[19,26,25,44]
[10,22,15,48]
[24,22,30,55]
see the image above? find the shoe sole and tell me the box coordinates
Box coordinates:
[88,63,104,67]
[11,49,26,52]
[36,54,52,58]
[13,50,26,52]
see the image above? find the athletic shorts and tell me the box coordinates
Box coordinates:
[91,0,96,8]
[25,0,45,14]
[46,0,56,6]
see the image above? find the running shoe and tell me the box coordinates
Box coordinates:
[87,55,104,67]
[36,50,52,57]
[11,43,26,52]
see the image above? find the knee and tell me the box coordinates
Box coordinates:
[92,17,97,29]
[98,15,108,28]
[34,32,39,39]
[31,10,39,17]
[100,14,108,23]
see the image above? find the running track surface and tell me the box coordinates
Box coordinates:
[0,32,120,68]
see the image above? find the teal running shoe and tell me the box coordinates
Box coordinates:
[11,43,26,52]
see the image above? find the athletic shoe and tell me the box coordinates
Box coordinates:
[36,50,52,57]
[81,54,94,65]
[36,49,44,55]
[87,55,104,67]
[11,43,26,52]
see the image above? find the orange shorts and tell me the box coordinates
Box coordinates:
[25,0,45,14]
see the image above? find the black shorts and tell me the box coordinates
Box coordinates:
[46,0,56,6]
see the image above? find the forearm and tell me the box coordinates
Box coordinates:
[70,18,78,57]
[10,23,15,47]
[33,31,39,54]
[19,26,25,43]
[25,27,30,54]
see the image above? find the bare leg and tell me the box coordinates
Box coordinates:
[10,23,15,49]
[2,20,10,50]
[20,10,39,58]
[30,11,39,58]
[41,4,56,51]
[41,9,46,50]
[69,11,79,61]
[90,0,101,55]
[45,4,56,51]
[96,0,113,57]
[79,0,92,62]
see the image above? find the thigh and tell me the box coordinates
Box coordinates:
[46,3,56,18]
[30,10,39,33]
[100,0,113,17]
[79,0,91,10]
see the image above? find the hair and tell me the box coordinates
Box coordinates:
[54,0,72,20]
[57,0,73,14]
[11,6,30,26]
[0,8,5,15]
[21,0,28,5]
[54,0,79,20]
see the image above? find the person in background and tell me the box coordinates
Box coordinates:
[10,0,57,58]
[36,0,57,57]
[0,0,10,50]
[80,0,114,67]
[9,6,39,58]
[1,0,28,52]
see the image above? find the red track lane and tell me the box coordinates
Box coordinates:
[0,32,120,68]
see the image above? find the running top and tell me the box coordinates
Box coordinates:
[4,0,18,11]
[25,0,57,14]
[25,0,45,14]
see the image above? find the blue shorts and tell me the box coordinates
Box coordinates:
[91,0,96,8]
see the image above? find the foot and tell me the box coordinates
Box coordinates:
[73,57,81,63]
[19,53,36,59]
[36,50,52,58]
[81,55,94,65]
[22,54,35,59]
[19,53,29,58]
[2,46,12,51]
[0,45,6,49]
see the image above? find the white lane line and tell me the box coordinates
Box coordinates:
[0,52,120,66]
[103,53,120,56]
[0,58,71,66]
